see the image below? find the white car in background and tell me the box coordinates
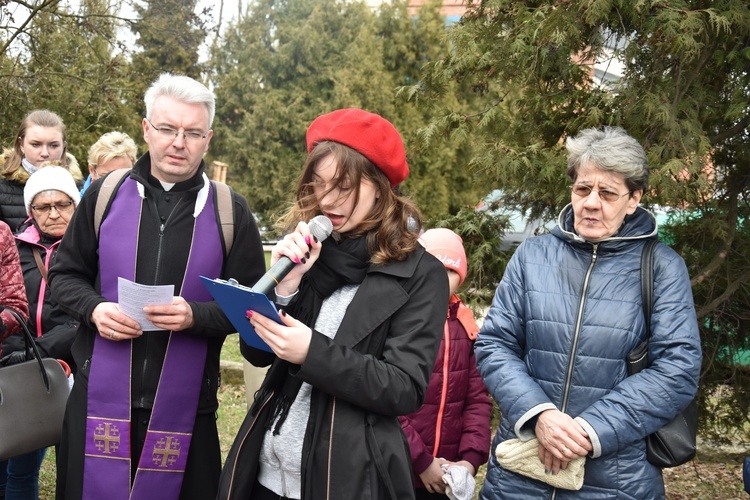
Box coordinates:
[477,190,556,251]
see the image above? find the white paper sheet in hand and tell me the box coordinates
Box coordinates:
[117,277,175,331]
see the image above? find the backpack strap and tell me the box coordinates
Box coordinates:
[641,239,658,338]
[94,168,131,240]
[211,180,234,257]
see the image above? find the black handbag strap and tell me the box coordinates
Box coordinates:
[4,308,52,391]
[641,239,657,339]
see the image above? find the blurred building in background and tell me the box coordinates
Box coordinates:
[364,0,475,23]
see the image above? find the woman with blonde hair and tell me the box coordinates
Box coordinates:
[0,110,74,232]
[79,131,138,195]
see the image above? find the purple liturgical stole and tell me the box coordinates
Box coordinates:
[82,177,223,500]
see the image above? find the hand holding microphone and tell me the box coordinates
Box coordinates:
[252,215,333,296]
[246,216,332,363]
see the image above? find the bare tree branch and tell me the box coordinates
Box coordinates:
[696,268,750,319]
[691,189,739,287]
[0,0,61,56]
[710,116,750,145]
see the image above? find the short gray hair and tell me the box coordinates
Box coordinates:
[144,73,215,128]
[565,126,649,192]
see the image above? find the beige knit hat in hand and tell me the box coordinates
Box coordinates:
[495,438,585,490]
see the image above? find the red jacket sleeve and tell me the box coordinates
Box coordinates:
[398,412,434,476]
[0,222,29,347]
[458,346,493,471]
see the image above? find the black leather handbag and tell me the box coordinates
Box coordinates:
[0,308,70,460]
[626,239,698,468]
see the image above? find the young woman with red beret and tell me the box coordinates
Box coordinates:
[218,109,450,500]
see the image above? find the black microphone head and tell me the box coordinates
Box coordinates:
[309,215,333,243]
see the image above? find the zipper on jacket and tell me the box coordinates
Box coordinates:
[36,243,53,336]
[33,240,59,337]
[561,243,598,413]
[326,397,336,500]
[18,235,61,338]
[225,390,274,498]
[152,197,183,284]
[433,322,450,456]
[139,196,182,407]
[552,244,599,500]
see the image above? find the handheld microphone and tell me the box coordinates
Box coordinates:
[251,215,333,295]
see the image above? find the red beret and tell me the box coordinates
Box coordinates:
[306,108,409,187]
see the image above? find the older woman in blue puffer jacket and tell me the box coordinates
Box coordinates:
[475,126,701,499]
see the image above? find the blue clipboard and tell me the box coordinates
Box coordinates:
[200,276,279,352]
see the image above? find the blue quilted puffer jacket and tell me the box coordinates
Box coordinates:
[476,205,702,500]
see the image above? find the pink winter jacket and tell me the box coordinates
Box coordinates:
[399,295,492,488]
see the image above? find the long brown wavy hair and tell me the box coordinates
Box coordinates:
[277,141,421,264]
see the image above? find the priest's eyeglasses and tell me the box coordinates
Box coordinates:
[146,118,208,143]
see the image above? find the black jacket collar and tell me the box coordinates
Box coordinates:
[129,151,207,195]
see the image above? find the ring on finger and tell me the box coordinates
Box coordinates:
[109,328,115,339]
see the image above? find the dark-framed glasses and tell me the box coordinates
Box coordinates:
[31,200,75,215]
[571,184,630,203]
[146,118,208,143]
